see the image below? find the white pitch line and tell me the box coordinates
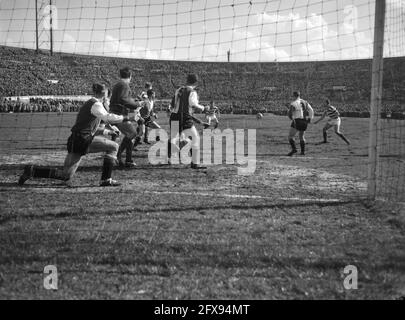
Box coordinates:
[17,187,344,202]
[148,190,343,202]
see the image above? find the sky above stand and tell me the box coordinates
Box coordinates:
[0,0,404,61]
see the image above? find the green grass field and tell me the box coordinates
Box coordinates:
[0,112,404,299]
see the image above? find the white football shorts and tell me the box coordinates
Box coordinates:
[206,115,218,125]
[327,117,341,127]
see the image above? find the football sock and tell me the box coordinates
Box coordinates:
[323,130,328,143]
[191,147,199,165]
[117,140,126,162]
[101,158,114,181]
[300,141,305,154]
[125,137,134,162]
[337,133,350,145]
[33,167,66,180]
[144,127,149,142]
[167,139,171,159]
[289,139,297,152]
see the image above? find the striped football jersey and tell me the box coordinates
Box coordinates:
[327,105,340,119]
[206,106,219,116]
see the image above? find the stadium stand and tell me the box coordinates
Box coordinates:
[0,46,404,116]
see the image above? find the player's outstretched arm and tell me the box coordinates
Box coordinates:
[124,99,142,110]
[306,103,315,123]
[91,101,125,124]
[189,91,206,112]
[308,104,314,119]
[191,115,203,124]
[314,110,327,124]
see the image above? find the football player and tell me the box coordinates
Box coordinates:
[287,91,314,156]
[18,83,134,187]
[139,89,161,143]
[204,100,220,129]
[138,82,153,144]
[109,67,142,168]
[168,74,210,169]
[314,99,350,145]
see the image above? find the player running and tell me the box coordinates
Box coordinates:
[18,83,133,187]
[203,100,220,129]
[168,73,209,169]
[287,91,314,156]
[139,89,161,142]
[109,67,142,168]
[314,99,350,145]
[138,82,154,144]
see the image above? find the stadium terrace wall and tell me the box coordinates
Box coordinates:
[0,46,404,115]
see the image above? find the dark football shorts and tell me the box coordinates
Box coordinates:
[169,113,194,132]
[67,132,93,156]
[291,119,309,131]
[137,117,146,126]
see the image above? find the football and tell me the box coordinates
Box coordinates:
[256,113,263,119]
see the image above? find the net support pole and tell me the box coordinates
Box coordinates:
[35,0,39,53]
[368,0,386,200]
[50,0,53,56]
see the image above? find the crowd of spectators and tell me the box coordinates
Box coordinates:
[0,97,82,113]
[0,46,404,116]
[1,95,404,119]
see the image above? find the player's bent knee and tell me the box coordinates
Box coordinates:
[105,141,119,153]
[105,153,117,161]
[128,133,138,140]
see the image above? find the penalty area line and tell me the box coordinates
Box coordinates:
[18,187,345,203]
[148,190,344,202]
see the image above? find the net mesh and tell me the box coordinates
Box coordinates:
[0,0,403,201]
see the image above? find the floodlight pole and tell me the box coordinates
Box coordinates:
[368,0,386,200]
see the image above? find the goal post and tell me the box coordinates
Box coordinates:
[368,0,386,200]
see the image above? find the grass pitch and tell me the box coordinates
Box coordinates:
[0,113,404,299]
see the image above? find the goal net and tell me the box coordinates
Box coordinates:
[0,0,403,201]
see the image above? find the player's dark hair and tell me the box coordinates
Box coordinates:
[120,67,131,79]
[186,73,198,85]
[92,83,106,95]
[145,82,152,89]
[147,89,154,98]
[293,91,300,98]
